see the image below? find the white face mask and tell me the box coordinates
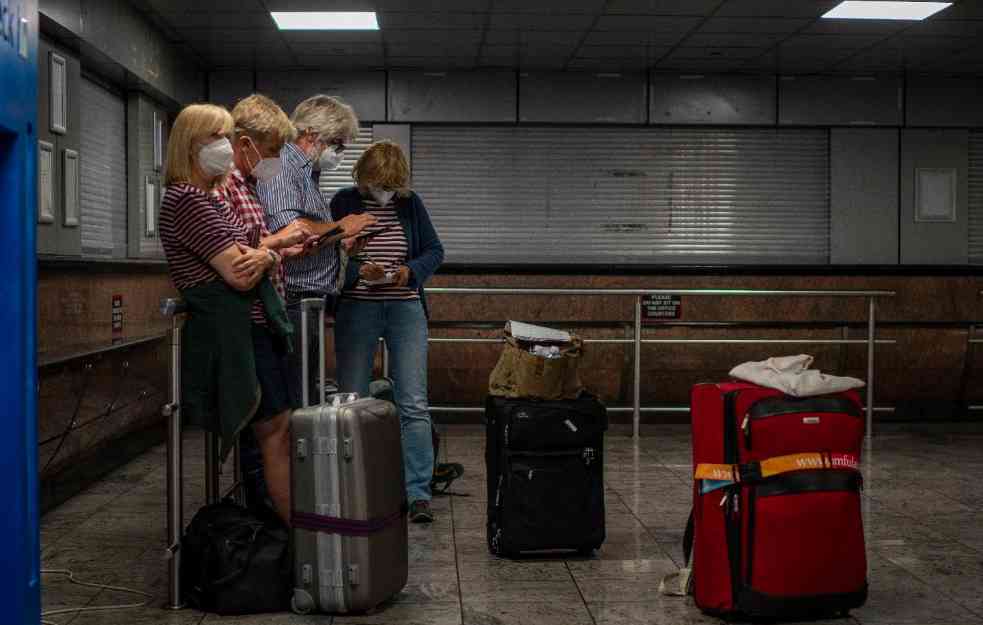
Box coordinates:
[198,137,234,177]
[370,187,396,206]
[245,138,281,183]
[318,145,345,171]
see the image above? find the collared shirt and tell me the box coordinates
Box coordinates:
[159,183,254,291]
[214,167,286,325]
[256,143,340,297]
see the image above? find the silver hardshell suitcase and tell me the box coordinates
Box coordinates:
[290,298,408,615]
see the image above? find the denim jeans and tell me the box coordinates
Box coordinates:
[335,298,433,503]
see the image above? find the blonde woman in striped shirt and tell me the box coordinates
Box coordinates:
[330,141,445,523]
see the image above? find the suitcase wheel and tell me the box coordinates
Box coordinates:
[291,590,315,615]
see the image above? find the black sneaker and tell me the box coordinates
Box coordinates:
[409,500,434,524]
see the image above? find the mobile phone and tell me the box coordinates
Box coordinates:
[356,226,394,241]
[309,225,343,247]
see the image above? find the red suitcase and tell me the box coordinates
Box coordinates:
[686,381,868,619]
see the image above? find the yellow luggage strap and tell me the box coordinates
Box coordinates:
[695,452,860,485]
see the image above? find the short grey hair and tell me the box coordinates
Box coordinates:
[291,95,359,144]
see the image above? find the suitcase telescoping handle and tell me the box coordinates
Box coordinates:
[300,298,327,408]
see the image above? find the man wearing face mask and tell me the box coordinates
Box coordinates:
[214,94,311,515]
[256,94,376,408]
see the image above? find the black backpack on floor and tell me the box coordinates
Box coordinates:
[180,499,290,615]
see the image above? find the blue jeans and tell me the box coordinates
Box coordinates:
[335,298,433,503]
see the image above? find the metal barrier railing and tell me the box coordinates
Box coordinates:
[159,286,893,610]
[424,288,895,439]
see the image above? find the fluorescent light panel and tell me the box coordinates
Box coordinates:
[271,11,379,30]
[823,2,952,20]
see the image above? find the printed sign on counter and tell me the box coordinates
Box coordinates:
[642,294,681,322]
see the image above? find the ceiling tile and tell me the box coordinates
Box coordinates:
[153,11,275,29]
[387,43,478,57]
[683,32,786,47]
[489,13,596,30]
[264,0,377,10]
[280,30,382,44]
[698,16,812,33]
[594,14,702,31]
[147,0,265,14]
[567,57,650,70]
[781,34,886,50]
[293,42,383,56]
[372,0,490,9]
[384,30,483,44]
[657,57,756,71]
[377,12,486,29]
[926,3,983,20]
[801,18,911,35]
[582,30,685,46]
[484,30,583,45]
[667,46,766,60]
[603,0,720,15]
[492,0,603,13]
[578,45,668,59]
[715,0,839,18]
[907,20,983,38]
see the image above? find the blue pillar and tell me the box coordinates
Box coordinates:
[0,0,40,624]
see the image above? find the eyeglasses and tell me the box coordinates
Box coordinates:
[310,133,347,154]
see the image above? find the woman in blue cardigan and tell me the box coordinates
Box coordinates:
[330,141,444,523]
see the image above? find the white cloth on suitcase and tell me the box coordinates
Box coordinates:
[729,354,865,397]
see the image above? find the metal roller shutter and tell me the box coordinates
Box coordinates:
[412,127,830,265]
[970,131,983,264]
[319,125,373,205]
[79,77,127,257]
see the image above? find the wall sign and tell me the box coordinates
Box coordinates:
[642,294,682,322]
[112,294,123,339]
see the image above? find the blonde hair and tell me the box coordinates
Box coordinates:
[291,95,359,145]
[165,103,234,187]
[231,94,295,149]
[352,141,411,197]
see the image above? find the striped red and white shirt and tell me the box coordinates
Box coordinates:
[344,198,419,301]
[214,168,285,325]
[159,183,255,292]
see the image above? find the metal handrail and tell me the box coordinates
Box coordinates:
[425,287,894,439]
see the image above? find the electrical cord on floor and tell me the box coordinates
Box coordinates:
[40,568,152,625]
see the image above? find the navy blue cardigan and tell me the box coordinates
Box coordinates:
[330,187,445,318]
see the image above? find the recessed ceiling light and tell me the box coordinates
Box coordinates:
[822,1,952,20]
[270,11,379,30]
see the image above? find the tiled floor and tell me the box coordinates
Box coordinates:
[40,425,983,625]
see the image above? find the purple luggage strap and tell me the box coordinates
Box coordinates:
[292,507,406,537]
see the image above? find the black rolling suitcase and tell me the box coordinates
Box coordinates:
[486,394,607,557]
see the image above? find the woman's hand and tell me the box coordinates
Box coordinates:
[275,221,313,248]
[280,243,307,259]
[233,242,274,279]
[341,236,367,257]
[359,262,386,282]
[393,266,411,287]
[339,213,377,238]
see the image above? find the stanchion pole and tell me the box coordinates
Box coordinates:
[634,296,642,440]
[164,315,184,610]
[866,297,876,441]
